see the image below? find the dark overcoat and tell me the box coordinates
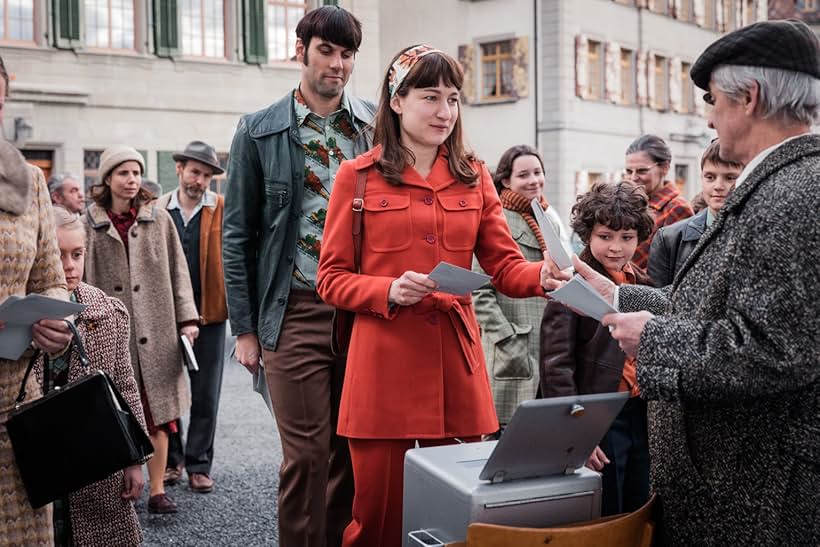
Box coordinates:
[620,134,820,545]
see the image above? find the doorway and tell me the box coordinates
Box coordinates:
[22,149,55,181]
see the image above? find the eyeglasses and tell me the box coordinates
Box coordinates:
[703,92,715,106]
[623,163,658,177]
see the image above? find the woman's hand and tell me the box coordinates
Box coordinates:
[540,251,573,292]
[235,332,261,375]
[121,465,144,500]
[180,325,199,345]
[585,446,610,471]
[31,319,73,354]
[388,271,438,306]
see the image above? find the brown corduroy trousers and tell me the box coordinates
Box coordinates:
[262,290,353,547]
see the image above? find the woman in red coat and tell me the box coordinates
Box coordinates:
[316,44,568,547]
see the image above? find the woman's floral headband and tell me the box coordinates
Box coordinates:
[387,44,444,98]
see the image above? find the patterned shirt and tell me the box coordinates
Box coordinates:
[634,182,693,270]
[106,207,138,256]
[292,87,358,289]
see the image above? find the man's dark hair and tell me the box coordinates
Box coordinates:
[296,6,362,54]
[571,181,655,244]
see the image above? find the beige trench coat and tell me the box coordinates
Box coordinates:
[84,200,197,425]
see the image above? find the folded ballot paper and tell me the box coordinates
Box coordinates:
[531,198,573,271]
[0,294,86,360]
[548,274,617,322]
[428,262,490,296]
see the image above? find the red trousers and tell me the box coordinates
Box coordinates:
[342,436,480,547]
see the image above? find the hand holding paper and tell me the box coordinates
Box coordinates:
[0,294,86,360]
[427,262,490,296]
[531,198,573,271]
[548,274,617,322]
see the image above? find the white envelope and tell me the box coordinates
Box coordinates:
[548,274,617,322]
[428,262,491,296]
[531,198,573,271]
[0,294,86,360]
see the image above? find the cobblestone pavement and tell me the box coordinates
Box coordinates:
[137,335,283,546]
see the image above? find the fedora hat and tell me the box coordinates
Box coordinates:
[173,141,224,175]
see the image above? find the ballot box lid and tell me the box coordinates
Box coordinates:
[478,391,629,483]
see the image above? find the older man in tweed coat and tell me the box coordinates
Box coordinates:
[574,20,820,545]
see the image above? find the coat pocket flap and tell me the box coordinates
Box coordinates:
[363,193,410,212]
[437,194,481,211]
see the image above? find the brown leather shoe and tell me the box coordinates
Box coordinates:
[163,464,183,486]
[147,493,178,514]
[189,473,214,493]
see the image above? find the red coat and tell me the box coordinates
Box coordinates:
[316,146,543,439]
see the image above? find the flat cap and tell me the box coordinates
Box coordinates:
[690,19,820,91]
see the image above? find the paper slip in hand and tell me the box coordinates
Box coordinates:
[428,262,491,296]
[253,359,274,417]
[0,294,86,360]
[531,198,573,271]
[548,274,617,322]
[180,335,199,372]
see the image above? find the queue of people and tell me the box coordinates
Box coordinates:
[0,6,817,547]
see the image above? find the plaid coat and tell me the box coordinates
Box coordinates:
[472,209,552,424]
[619,134,820,545]
[633,182,693,270]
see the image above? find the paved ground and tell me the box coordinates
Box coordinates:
[137,335,283,546]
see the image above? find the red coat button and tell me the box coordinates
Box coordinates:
[380,199,389,207]
[423,196,434,205]
[425,234,436,244]
[459,199,467,207]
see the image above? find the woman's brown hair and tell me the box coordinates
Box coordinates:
[373,46,478,187]
[89,164,153,211]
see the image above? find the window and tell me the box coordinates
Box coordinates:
[680,61,693,113]
[703,0,716,30]
[1,0,35,42]
[620,48,635,106]
[805,0,817,11]
[83,149,103,191]
[267,0,305,62]
[674,164,689,194]
[481,40,515,100]
[180,0,224,57]
[586,40,603,101]
[653,55,668,110]
[649,0,668,15]
[84,0,134,49]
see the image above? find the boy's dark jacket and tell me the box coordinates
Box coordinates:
[539,249,651,397]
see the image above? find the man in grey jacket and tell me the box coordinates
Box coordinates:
[222,6,375,546]
[575,20,819,545]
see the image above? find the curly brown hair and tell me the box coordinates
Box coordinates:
[571,181,654,245]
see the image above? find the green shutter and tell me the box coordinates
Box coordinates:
[157,152,178,193]
[323,0,339,5]
[154,0,180,58]
[53,0,82,49]
[243,0,267,65]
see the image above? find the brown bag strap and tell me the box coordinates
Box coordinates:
[351,168,367,273]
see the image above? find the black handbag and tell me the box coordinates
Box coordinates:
[5,320,154,509]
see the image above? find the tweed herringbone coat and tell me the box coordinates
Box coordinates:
[35,282,147,546]
[0,164,67,546]
[619,134,820,546]
[84,201,198,425]
[472,209,555,424]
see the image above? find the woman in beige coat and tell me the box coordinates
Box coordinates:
[84,145,199,515]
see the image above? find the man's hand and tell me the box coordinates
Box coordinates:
[31,319,72,354]
[388,271,437,306]
[541,251,573,292]
[121,465,144,500]
[180,324,199,345]
[585,446,610,471]
[573,255,616,305]
[235,332,261,375]
[602,311,654,358]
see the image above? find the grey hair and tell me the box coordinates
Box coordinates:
[711,64,820,126]
[47,172,80,194]
[625,134,672,165]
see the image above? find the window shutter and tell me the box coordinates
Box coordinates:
[693,0,705,26]
[457,44,476,104]
[636,50,648,107]
[242,0,267,64]
[53,0,82,49]
[669,57,682,112]
[604,42,620,104]
[154,0,181,58]
[575,35,589,99]
[512,36,529,99]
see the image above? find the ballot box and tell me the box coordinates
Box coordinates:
[402,392,629,547]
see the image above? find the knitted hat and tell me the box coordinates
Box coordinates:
[690,19,820,91]
[98,145,145,184]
